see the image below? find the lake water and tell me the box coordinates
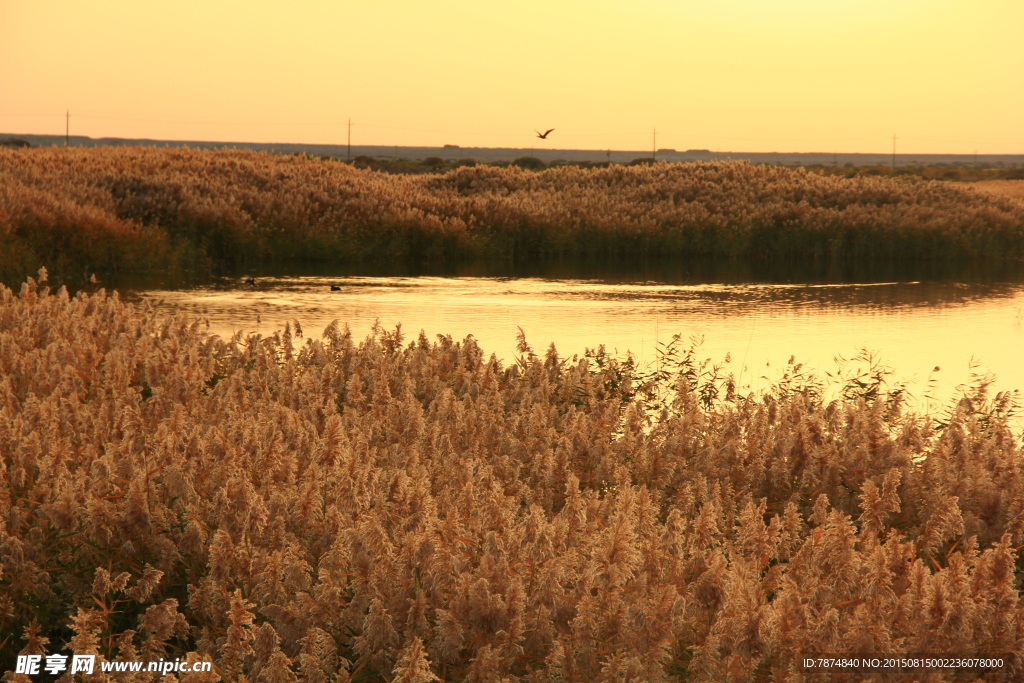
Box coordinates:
[129,267,1024,428]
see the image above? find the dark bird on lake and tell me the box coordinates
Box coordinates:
[244,277,256,286]
[330,285,342,291]
[535,128,555,139]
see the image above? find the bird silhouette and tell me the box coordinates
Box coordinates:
[244,277,256,286]
[535,128,555,139]
[330,285,342,291]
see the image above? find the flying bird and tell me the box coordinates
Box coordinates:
[535,128,555,139]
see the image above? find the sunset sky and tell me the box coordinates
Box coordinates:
[2,0,1022,154]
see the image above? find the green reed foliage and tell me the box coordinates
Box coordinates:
[3,147,1024,286]
[2,275,1023,681]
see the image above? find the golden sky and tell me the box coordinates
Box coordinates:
[2,0,1022,153]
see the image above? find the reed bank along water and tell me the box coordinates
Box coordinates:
[132,269,1024,435]
[3,147,1024,288]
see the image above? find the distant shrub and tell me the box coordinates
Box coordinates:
[512,156,545,170]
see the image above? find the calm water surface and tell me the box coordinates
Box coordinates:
[132,274,1024,423]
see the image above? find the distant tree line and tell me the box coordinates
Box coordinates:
[327,152,1024,180]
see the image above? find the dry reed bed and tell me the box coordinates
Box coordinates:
[3,147,1024,285]
[2,275,1023,682]
[971,180,1024,202]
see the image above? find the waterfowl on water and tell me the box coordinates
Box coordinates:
[330,285,342,291]
[244,277,256,286]
[535,128,555,139]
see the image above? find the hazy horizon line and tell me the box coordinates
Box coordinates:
[5,132,1024,161]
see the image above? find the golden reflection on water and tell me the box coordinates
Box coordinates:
[137,276,1024,423]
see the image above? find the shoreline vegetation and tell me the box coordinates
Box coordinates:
[1,275,1022,681]
[2,147,1024,288]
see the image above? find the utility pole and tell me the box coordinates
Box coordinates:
[652,128,657,161]
[65,110,69,147]
[892,134,896,173]
[347,119,351,161]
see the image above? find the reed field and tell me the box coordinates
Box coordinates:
[2,273,1023,682]
[971,180,1024,202]
[3,147,1024,286]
